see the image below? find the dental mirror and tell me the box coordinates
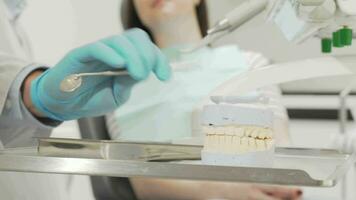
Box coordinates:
[60,71,128,93]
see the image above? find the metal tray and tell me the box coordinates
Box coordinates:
[0,138,354,187]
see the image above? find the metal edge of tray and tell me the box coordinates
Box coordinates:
[274,148,356,187]
[0,138,354,187]
[0,153,326,187]
[36,137,203,161]
[36,137,349,160]
[326,151,356,185]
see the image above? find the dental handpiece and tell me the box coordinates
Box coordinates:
[182,0,268,53]
[60,70,128,93]
[209,0,268,35]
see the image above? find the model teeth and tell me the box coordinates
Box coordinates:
[203,125,274,138]
[203,126,214,134]
[241,136,249,146]
[216,127,225,135]
[203,125,275,154]
[225,127,235,135]
[244,129,251,137]
[257,132,267,139]
[234,128,244,137]
[265,139,275,149]
[248,137,257,150]
[256,139,266,150]
[251,129,259,138]
[233,137,241,152]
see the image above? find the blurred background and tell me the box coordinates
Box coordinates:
[23,0,356,94]
[17,1,356,199]
[21,0,356,131]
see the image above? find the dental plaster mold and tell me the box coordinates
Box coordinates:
[201,103,275,167]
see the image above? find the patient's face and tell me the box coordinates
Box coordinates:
[133,0,199,29]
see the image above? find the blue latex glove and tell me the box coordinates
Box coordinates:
[30,29,171,121]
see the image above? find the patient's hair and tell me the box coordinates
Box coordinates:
[120,0,209,41]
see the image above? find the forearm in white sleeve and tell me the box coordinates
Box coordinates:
[0,62,60,148]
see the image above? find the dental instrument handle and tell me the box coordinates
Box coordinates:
[180,34,221,53]
[76,70,128,77]
[224,0,268,32]
[208,0,268,36]
[186,0,268,53]
[59,70,129,93]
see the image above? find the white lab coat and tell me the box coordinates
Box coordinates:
[0,0,31,111]
[0,1,94,199]
[0,0,54,148]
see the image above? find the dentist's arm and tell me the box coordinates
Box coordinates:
[22,70,46,118]
[0,29,170,148]
[27,29,171,121]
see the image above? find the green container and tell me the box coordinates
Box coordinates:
[340,27,353,46]
[333,30,344,48]
[321,38,332,53]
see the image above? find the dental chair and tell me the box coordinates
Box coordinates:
[77,117,137,200]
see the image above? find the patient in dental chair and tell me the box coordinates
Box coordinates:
[107,0,301,199]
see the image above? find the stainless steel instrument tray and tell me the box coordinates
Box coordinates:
[0,138,354,187]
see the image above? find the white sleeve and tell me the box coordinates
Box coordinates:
[0,0,31,111]
[0,1,57,147]
[0,64,59,148]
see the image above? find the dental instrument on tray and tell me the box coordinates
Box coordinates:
[182,0,356,53]
[60,70,129,92]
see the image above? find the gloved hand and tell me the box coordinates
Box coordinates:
[30,28,171,121]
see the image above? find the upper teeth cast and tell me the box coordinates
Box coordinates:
[203,125,275,154]
[203,125,273,139]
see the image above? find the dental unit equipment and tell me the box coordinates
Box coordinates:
[184,0,355,53]
[271,0,356,53]
[182,0,269,53]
